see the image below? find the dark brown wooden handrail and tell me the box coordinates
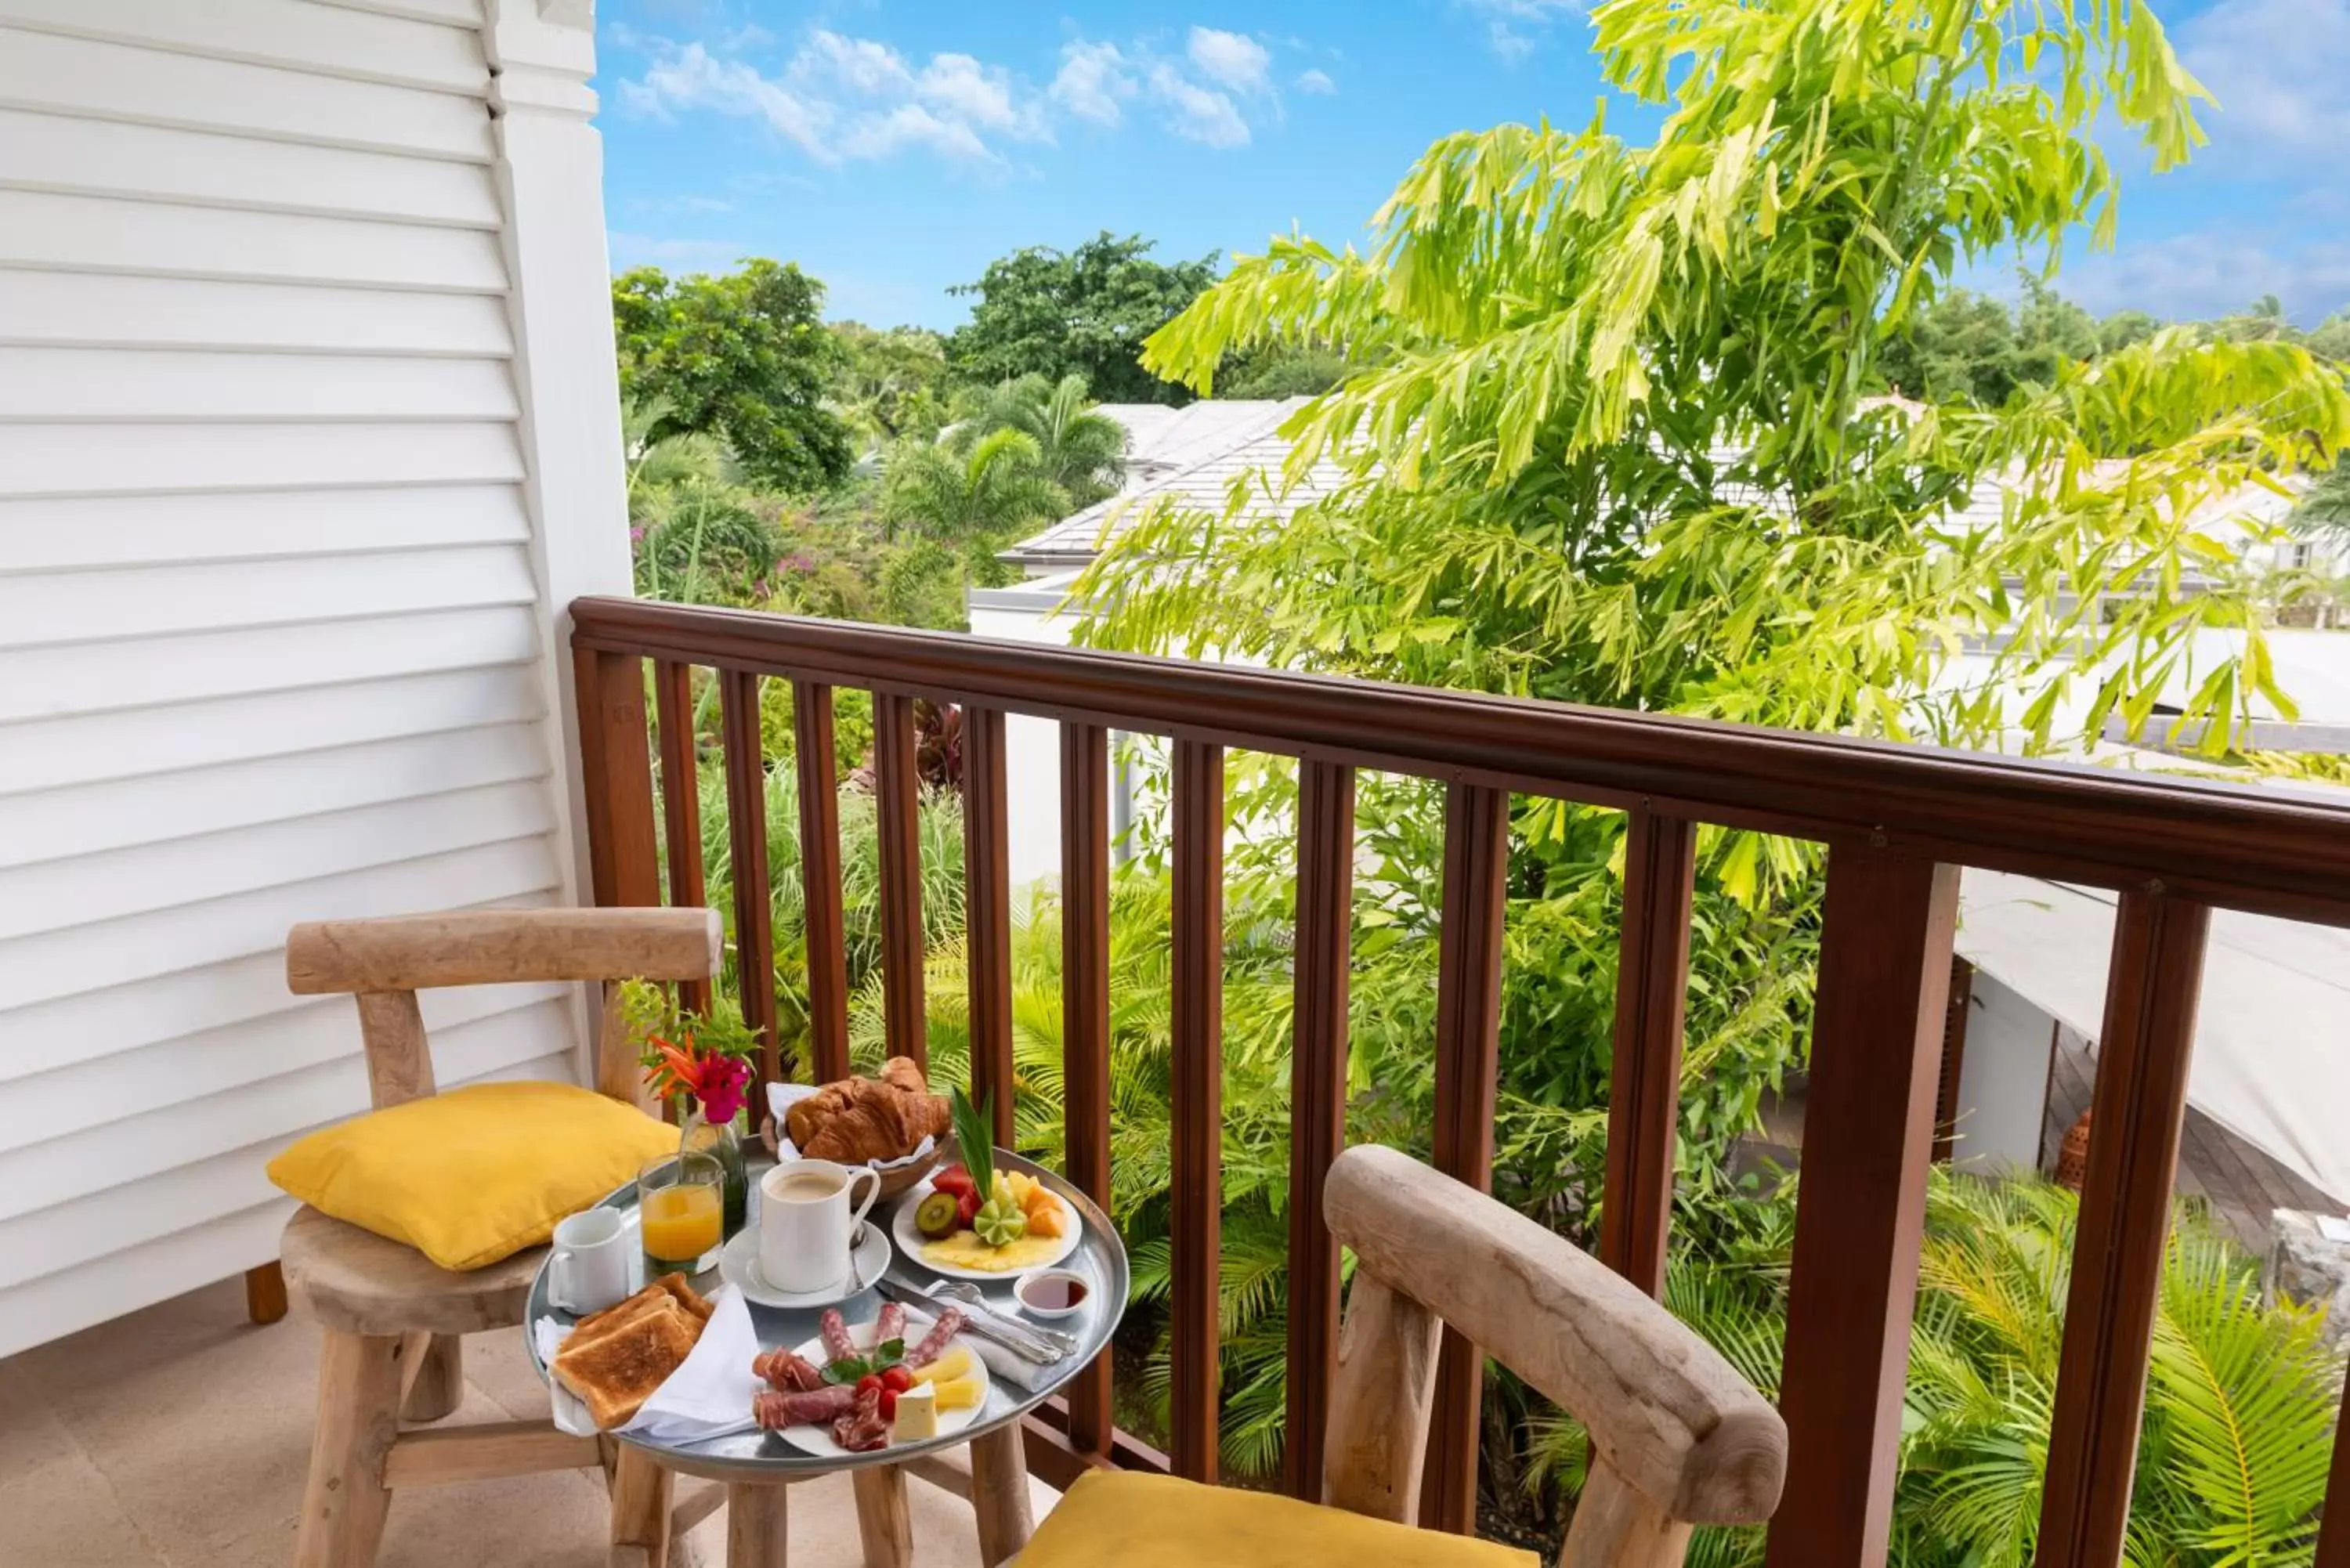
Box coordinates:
[569,596,2350,1565]
[569,595,2350,927]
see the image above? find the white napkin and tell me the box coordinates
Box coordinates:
[768,1081,938,1170]
[532,1284,761,1442]
[621,1284,762,1443]
[898,1303,1054,1393]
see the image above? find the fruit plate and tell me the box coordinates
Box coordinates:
[888,1174,1085,1281]
[767,1317,992,1459]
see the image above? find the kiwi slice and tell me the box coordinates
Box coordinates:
[915,1189,961,1239]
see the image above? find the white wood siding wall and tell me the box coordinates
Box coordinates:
[0,0,611,1356]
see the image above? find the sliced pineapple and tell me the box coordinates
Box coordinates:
[933,1374,985,1412]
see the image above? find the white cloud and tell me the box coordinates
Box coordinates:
[1148,61,1250,149]
[1296,67,1337,95]
[626,42,833,159]
[2175,0,2350,172]
[2063,231,2350,323]
[1188,27,1273,95]
[797,30,915,98]
[1458,0,1585,60]
[1051,40,1139,126]
[839,102,993,163]
[916,53,1044,139]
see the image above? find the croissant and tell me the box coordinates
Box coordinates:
[786,1057,951,1165]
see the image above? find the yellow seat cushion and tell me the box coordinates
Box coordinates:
[267,1082,678,1271]
[1016,1472,1538,1568]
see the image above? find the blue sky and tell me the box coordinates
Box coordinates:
[598,0,2350,331]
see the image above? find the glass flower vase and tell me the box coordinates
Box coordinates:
[680,1103,749,1241]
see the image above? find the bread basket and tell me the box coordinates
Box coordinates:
[757,1111,952,1199]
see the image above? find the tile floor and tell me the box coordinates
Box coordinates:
[0,1277,1059,1568]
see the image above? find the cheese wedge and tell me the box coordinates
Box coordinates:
[933,1373,985,1412]
[912,1346,974,1386]
[893,1382,939,1441]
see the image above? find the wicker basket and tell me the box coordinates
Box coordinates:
[757,1118,951,1199]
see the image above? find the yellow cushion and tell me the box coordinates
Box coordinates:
[1017,1472,1538,1568]
[266,1082,678,1271]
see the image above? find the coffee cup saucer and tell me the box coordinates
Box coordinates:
[719,1220,893,1310]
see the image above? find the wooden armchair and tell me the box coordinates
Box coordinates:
[1014,1143,1788,1567]
[276,907,721,1568]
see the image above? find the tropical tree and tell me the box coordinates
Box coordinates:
[946,233,1218,404]
[1064,0,2350,1503]
[880,427,1068,572]
[830,321,952,451]
[955,373,1129,506]
[613,258,855,493]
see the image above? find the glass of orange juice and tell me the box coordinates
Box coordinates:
[638,1149,724,1277]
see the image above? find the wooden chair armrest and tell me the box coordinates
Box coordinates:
[287,909,721,994]
[1323,1144,1785,1527]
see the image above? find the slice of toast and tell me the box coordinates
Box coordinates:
[650,1270,714,1322]
[554,1304,700,1429]
[566,1284,673,1351]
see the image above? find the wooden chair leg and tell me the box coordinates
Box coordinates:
[400,1332,465,1422]
[725,1481,788,1568]
[968,1425,1034,1566]
[292,1330,403,1568]
[851,1464,913,1568]
[609,1442,674,1568]
[245,1261,287,1325]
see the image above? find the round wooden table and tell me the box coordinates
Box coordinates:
[525,1148,1129,1567]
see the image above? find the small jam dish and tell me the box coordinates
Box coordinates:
[1014,1268,1090,1320]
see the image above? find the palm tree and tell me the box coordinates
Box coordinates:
[954,374,1128,506]
[880,427,1068,551]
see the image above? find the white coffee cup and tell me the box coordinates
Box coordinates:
[548,1208,629,1314]
[759,1159,881,1295]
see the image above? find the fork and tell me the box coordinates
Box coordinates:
[926,1279,1082,1353]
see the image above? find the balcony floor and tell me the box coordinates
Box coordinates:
[1,1275,1060,1567]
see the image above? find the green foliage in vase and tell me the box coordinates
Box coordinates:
[613,258,856,493]
[946,232,1218,405]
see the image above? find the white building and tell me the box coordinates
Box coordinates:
[0,0,631,1358]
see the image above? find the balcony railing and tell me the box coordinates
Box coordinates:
[568,593,2350,1567]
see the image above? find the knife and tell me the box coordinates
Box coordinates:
[877,1276,1068,1364]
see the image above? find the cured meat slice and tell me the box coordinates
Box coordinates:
[754,1385,858,1429]
[752,1348,824,1393]
[906,1307,964,1369]
[830,1385,890,1451]
[818,1308,857,1364]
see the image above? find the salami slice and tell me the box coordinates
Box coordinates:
[818,1307,857,1364]
[906,1306,964,1369]
[754,1385,858,1429]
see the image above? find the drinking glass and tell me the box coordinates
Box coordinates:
[638,1148,724,1277]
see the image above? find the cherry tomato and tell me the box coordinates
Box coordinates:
[855,1373,881,1396]
[878,1388,898,1422]
[880,1366,913,1393]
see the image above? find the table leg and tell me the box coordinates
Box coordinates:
[726,1480,788,1568]
[851,1465,913,1568]
[609,1443,674,1568]
[968,1425,1034,1566]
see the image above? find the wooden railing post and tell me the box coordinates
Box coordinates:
[1169,740,1225,1483]
[2037,890,2209,1568]
[1060,721,1115,1456]
[652,658,709,1016]
[719,670,779,1086]
[1285,761,1355,1502]
[1764,846,1959,1568]
[1600,809,1696,1296]
[963,706,1017,1144]
[573,646,660,910]
[1420,782,1509,1536]
[873,691,927,1067]
[791,681,851,1083]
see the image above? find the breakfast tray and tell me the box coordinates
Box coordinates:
[522,1147,1130,1483]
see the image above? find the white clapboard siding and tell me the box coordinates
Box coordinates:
[0,666,545,794]
[0,0,607,1360]
[0,27,494,161]
[0,108,502,227]
[0,981,564,1159]
[0,486,530,576]
[0,1050,574,1359]
[0,833,563,1015]
[0,722,551,873]
[0,423,524,498]
[0,349,519,423]
[0,605,540,725]
[0,0,484,94]
[0,545,538,649]
[0,273,515,357]
[0,888,560,1086]
[0,779,555,939]
[0,191,509,290]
